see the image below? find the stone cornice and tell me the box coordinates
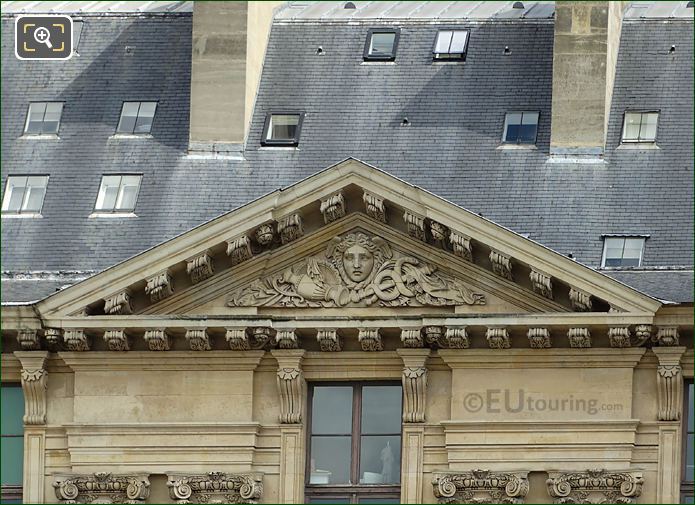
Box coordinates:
[57,351,265,371]
[438,348,646,368]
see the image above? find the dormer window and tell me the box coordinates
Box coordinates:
[433,29,469,60]
[261,113,304,146]
[601,236,646,267]
[621,111,658,143]
[502,111,539,144]
[116,101,157,135]
[363,28,399,61]
[24,102,63,135]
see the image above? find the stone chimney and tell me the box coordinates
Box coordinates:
[189,1,284,156]
[550,1,626,157]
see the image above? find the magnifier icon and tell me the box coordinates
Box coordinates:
[34,26,53,49]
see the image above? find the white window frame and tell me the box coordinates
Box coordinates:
[621,110,659,143]
[1,175,49,216]
[23,102,63,135]
[116,101,158,135]
[600,236,647,268]
[432,29,470,60]
[93,174,142,214]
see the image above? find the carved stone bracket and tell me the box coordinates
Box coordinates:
[278,213,304,244]
[255,222,275,246]
[103,329,130,351]
[104,289,133,315]
[402,328,425,348]
[363,191,386,222]
[317,328,343,351]
[185,329,211,351]
[64,329,90,351]
[608,327,632,348]
[445,327,470,349]
[44,328,63,351]
[320,191,346,224]
[634,324,652,346]
[226,235,253,266]
[404,211,426,241]
[486,327,511,349]
[16,352,49,425]
[143,328,171,351]
[397,349,429,423]
[430,221,449,245]
[528,327,551,349]
[272,349,306,424]
[359,328,383,351]
[530,268,553,299]
[655,326,680,346]
[432,470,529,504]
[166,472,263,504]
[145,269,174,302]
[17,329,40,350]
[546,469,643,504]
[449,230,473,261]
[226,327,251,350]
[276,329,299,349]
[186,251,214,284]
[569,287,592,311]
[250,327,274,349]
[423,326,444,348]
[653,347,686,421]
[568,328,591,348]
[54,472,150,504]
[489,249,513,281]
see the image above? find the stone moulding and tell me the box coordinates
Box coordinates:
[278,213,304,244]
[359,328,383,351]
[226,235,253,266]
[145,269,174,302]
[546,469,643,504]
[143,328,171,351]
[432,470,529,504]
[166,472,263,504]
[317,328,343,351]
[363,190,386,222]
[489,250,513,281]
[404,211,427,241]
[320,191,346,224]
[17,328,40,350]
[53,472,150,504]
[186,251,214,284]
[104,289,133,315]
[449,230,473,261]
[530,268,553,299]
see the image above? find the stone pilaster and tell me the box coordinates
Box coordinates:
[271,349,306,424]
[396,348,429,423]
[653,346,686,421]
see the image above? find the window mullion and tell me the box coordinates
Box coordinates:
[351,385,362,486]
[134,102,143,134]
[40,103,48,134]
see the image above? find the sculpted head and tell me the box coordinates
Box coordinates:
[343,244,374,282]
[327,232,392,287]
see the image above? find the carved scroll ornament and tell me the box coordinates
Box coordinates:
[167,472,263,504]
[53,472,150,504]
[546,469,643,504]
[432,470,529,504]
[227,232,485,308]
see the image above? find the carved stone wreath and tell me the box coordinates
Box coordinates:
[227,232,485,308]
[432,470,529,504]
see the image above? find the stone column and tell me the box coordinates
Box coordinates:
[397,348,430,504]
[653,346,686,504]
[271,349,306,504]
[14,351,49,504]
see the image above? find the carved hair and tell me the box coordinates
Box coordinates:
[326,232,392,288]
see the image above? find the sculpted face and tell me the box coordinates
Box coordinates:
[343,244,375,282]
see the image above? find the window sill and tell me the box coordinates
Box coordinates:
[19,134,60,140]
[361,60,396,65]
[258,146,300,151]
[88,212,138,219]
[432,59,466,65]
[109,134,153,140]
[1,213,43,218]
[617,142,660,150]
[497,144,538,150]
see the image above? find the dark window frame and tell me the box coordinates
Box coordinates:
[682,379,694,504]
[432,28,470,61]
[502,110,540,145]
[363,28,400,61]
[1,174,50,215]
[92,173,143,213]
[305,381,402,504]
[1,383,23,504]
[23,101,64,135]
[115,101,158,135]
[261,112,305,146]
[620,109,660,143]
[600,235,646,268]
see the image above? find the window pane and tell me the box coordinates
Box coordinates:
[96,176,121,211]
[134,102,157,133]
[268,114,300,141]
[688,383,694,432]
[434,30,453,53]
[2,177,28,212]
[311,386,352,434]
[115,175,141,211]
[117,102,140,133]
[25,102,46,134]
[1,387,24,435]
[310,436,351,484]
[0,437,23,485]
[687,433,694,482]
[370,32,396,56]
[23,185,46,212]
[640,112,658,141]
[450,30,468,53]
[504,113,522,142]
[42,102,63,134]
[623,113,641,140]
[361,386,401,434]
[623,238,644,259]
[518,112,538,143]
[72,20,84,51]
[359,435,400,485]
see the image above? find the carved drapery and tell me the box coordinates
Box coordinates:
[278,213,304,244]
[432,470,529,504]
[568,328,591,348]
[569,287,592,311]
[145,269,174,302]
[445,327,470,348]
[226,235,253,266]
[53,472,150,504]
[655,326,680,346]
[359,328,383,351]
[530,268,553,299]
[272,350,306,424]
[653,347,686,421]
[489,250,513,280]
[186,251,214,284]
[449,231,473,261]
[528,327,551,348]
[143,328,171,351]
[404,211,426,241]
[104,289,133,315]
[103,329,129,351]
[397,349,429,423]
[486,327,511,349]
[363,191,387,223]
[185,329,211,351]
[166,472,262,504]
[17,329,40,350]
[317,328,342,351]
[608,327,631,348]
[320,191,346,224]
[64,329,90,351]
[546,469,643,504]
[16,352,48,425]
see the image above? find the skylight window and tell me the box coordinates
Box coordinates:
[364,28,399,61]
[601,237,646,267]
[116,101,157,135]
[94,175,142,213]
[261,113,304,146]
[1,176,49,215]
[502,111,539,144]
[622,111,658,143]
[24,102,63,135]
[433,30,469,60]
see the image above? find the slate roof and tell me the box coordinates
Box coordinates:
[1,2,693,303]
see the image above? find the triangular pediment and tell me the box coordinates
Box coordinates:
[35,158,661,321]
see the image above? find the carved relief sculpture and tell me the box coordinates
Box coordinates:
[486,327,511,349]
[185,329,211,351]
[432,470,529,504]
[568,328,591,348]
[187,252,214,284]
[402,366,427,422]
[64,329,90,351]
[430,221,449,246]
[449,231,473,261]
[320,191,346,224]
[528,327,551,348]
[103,329,130,351]
[363,191,386,223]
[17,329,40,350]
[143,329,171,351]
[145,270,174,302]
[401,328,424,348]
[278,213,304,244]
[359,328,383,351]
[250,327,273,349]
[226,235,253,266]
[166,472,263,504]
[404,211,427,241]
[273,349,305,424]
[655,326,680,346]
[634,325,652,346]
[317,328,343,351]
[608,327,632,348]
[653,347,686,421]
[54,472,150,504]
[44,328,63,351]
[227,232,485,308]
[445,327,470,348]
[424,326,444,347]
[569,287,592,311]
[104,289,133,315]
[546,469,643,504]
[255,223,275,246]
[530,269,553,299]
[21,367,47,424]
[227,327,276,351]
